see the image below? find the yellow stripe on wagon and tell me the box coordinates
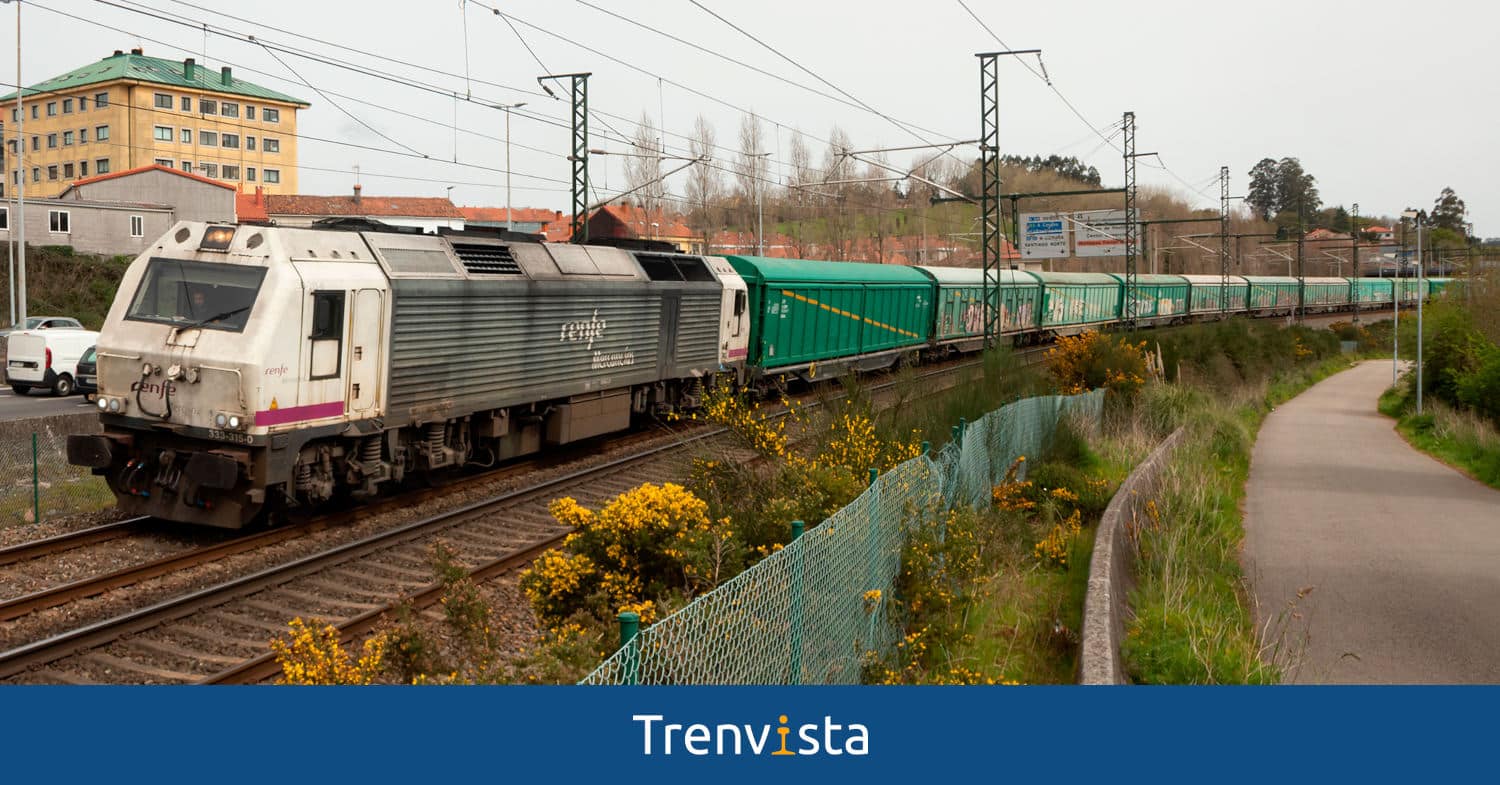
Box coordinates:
[778,289,922,339]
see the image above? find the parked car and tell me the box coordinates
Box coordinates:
[1,316,86,383]
[75,345,98,400]
[5,329,101,396]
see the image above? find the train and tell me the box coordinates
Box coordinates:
[65,219,1444,528]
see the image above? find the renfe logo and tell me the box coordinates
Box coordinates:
[560,310,607,350]
[631,714,869,757]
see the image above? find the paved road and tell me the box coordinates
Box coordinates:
[1243,360,1500,683]
[0,386,96,422]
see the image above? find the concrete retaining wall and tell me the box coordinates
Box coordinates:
[0,411,101,444]
[1078,427,1186,685]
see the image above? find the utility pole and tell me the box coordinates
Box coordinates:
[1220,165,1230,313]
[1121,112,1154,328]
[1296,198,1306,322]
[499,102,527,232]
[976,48,1039,348]
[540,72,591,243]
[8,0,25,325]
[1351,202,1361,324]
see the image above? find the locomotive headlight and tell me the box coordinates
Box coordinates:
[108,398,122,413]
[228,415,242,430]
[214,413,228,427]
[97,397,109,411]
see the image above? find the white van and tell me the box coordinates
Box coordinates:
[6,329,101,396]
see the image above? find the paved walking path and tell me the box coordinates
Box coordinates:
[1243,360,1500,683]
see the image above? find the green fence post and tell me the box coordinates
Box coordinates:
[32,433,40,526]
[920,440,931,458]
[959,417,967,441]
[867,467,878,487]
[951,425,961,447]
[789,520,804,685]
[618,611,641,685]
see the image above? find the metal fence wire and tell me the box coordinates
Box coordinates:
[580,389,1105,685]
[0,423,114,527]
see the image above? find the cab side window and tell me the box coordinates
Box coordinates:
[309,291,344,380]
[732,290,746,337]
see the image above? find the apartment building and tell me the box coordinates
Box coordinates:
[1,48,309,199]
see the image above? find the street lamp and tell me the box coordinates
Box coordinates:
[495,102,527,232]
[3,0,25,326]
[1402,209,1426,414]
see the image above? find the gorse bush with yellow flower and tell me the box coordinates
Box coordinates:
[271,617,386,685]
[1045,330,1150,397]
[520,483,724,630]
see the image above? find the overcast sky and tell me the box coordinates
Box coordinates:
[10,0,1496,233]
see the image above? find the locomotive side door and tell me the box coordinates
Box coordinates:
[346,288,384,413]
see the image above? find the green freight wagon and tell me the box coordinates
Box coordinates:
[1393,277,1422,306]
[1243,275,1300,313]
[1302,277,1352,311]
[726,255,935,377]
[1351,277,1393,306]
[1106,273,1189,322]
[1427,277,1454,297]
[916,266,1042,345]
[1033,272,1122,330]
[1180,275,1249,314]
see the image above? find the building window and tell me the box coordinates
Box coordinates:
[95,91,109,107]
[200,130,217,146]
[62,98,73,113]
[246,167,256,181]
[78,96,88,111]
[263,168,280,184]
[46,133,57,148]
[221,164,239,180]
[9,108,15,122]
[96,125,110,142]
[262,107,280,123]
[46,101,57,116]
[245,135,256,151]
[199,98,217,115]
[181,160,192,172]
[181,96,191,112]
[48,210,70,233]
[181,128,192,144]
[246,105,256,120]
[30,105,37,119]
[31,167,39,182]
[30,136,38,151]
[154,93,173,109]
[62,163,74,178]
[47,165,58,180]
[154,126,173,142]
[62,131,74,146]
[79,161,88,176]
[6,140,14,155]
[130,215,144,237]
[200,162,218,178]
[79,128,88,143]
[220,102,238,118]
[96,159,110,174]
[154,158,173,168]
[221,133,239,149]
[263,137,280,153]
[0,207,7,230]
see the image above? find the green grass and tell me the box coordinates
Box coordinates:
[1380,385,1500,491]
[1115,351,1359,683]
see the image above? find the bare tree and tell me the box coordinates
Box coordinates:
[785,130,815,257]
[736,113,769,231]
[623,111,666,217]
[684,114,722,253]
[822,125,855,259]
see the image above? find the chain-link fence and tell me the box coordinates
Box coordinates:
[0,414,113,527]
[580,388,1106,685]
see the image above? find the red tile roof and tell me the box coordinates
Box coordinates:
[67,163,236,192]
[236,187,269,223]
[459,206,563,224]
[590,204,695,240]
[265,193,465,218]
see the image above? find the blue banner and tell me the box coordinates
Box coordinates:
[1,686,1492,782]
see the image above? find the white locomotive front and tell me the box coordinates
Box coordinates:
[68,221,749,528]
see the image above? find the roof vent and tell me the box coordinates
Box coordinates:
[183,57,196,80]
[111,50,123,58]
[221,66,232,85]
[130,47,143,55]
[451,243,521,275]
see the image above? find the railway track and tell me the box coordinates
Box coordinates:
[0,518,148,567]
[0,359,983,684]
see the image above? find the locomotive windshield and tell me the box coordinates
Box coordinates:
[125,258,267,333]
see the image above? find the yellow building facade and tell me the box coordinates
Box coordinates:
[2,49,309,198]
